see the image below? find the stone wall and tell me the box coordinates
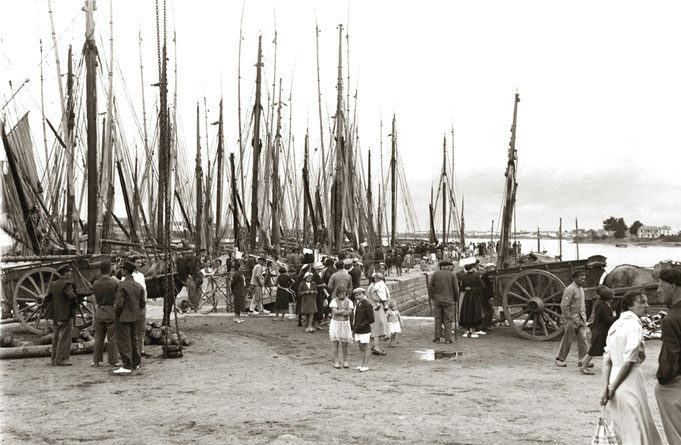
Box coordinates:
[386,273,432,317]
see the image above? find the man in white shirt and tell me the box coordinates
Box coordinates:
[249,257,269,315]
[132,256,149,357]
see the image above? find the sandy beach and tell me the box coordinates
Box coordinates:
[0,306,669,445]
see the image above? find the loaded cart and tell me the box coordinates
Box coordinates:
[490,255,607,341]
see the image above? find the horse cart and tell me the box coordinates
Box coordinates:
[1,256,105,334]
[492,255,608,341]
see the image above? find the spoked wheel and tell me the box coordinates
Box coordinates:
[12,267,94,335]
[502,269,566,341]
[198,290,217,315]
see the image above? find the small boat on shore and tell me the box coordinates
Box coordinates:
[615,243,628,248]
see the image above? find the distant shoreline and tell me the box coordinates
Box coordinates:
[461,235,681,247]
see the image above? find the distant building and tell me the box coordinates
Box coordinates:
[638,225,675,238]
[639,225,661,238]
[660,225,674,237]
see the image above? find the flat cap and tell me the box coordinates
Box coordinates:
[352,287,366,294]
[439,261,453,267]
[660,268,681,285]
[572,270,586,279]
[121,261,136,273]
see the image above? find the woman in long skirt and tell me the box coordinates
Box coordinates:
[274,268,293,321]
[580,286,617,374]
[367,273,390,355]
[459,264,484,338]
[298,272,318,333]
[600,291,661,445]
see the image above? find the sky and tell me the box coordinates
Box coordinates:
[1,0,680,235]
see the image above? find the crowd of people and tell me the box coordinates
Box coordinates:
[42,242,680,443]
[223,248,405,372]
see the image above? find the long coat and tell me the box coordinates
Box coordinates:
[48,278,77,322]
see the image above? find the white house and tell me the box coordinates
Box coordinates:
[638,225,660,239]
[638,225,675,238]
[660,225,674,237]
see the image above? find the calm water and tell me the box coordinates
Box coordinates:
[466,237,681,273]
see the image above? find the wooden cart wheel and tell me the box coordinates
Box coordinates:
[12,267,59,334]
[12,267,94,335]
[502,269,566,341]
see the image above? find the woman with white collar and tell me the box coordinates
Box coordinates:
[600,290,661,445]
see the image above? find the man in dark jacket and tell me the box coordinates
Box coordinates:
[230,263,248,323]
[92,262,120,366]
[349,260,362,292]
[352,288,374,372]
[113,262,145,375]
[48,265,78,366]
[428,261,459,343]
[655,268,681,443]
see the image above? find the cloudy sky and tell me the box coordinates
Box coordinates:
[1,0,680,234]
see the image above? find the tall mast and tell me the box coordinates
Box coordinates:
[303,130,310,245]
[367,149,374,248]
[271,79,282,254]
[332,24,345,253]
[496,92,520,269]
[195,102,203,253]
[38,39,50,172]
[230,153,239,250]
[249,36,263,250]
[378,118,385,245]
[442,135,447,245]
[558,217,563,260]
[575,217,580,260]
[315,20,329,234]
[237,4,245,212]
[100,0,115,252]
[138,29,152,232]
[390,114,397,249]
[65,46,76,245]
[84,0,98,254]
[215,99,224,255]
[47,0,65,113]
[460,195,466,246]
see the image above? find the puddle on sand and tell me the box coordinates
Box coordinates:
[415,350,463,361]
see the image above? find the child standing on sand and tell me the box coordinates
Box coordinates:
[352,287,374,372]
[329,286,354,369]
[386,300,404,347]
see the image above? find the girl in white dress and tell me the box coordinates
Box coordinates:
[386,300,404,347]
[600,291,662,445]
[329,286,354,369]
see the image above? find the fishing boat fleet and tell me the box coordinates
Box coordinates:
[1,1,431,266]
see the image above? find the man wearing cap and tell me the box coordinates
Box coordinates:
[328,260,353,300]
[47,265,78,366]
[131,256,149,357]
[655,268,681,444]
[428,261,459,343]
[113,262,145,375]
[555,270,589,368]
[349,259,362,294]
[92,262,120,367]
[249,257,269,315]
